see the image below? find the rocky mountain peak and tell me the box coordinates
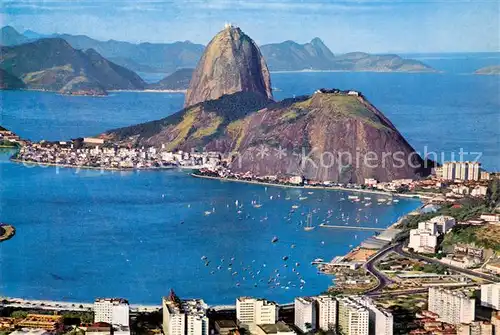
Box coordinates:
[184,25,273,107]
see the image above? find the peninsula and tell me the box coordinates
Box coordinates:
[475,65,500,75]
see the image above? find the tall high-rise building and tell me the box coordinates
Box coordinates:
[481,283,500,310]
[94,298,130,327]
[355,297,393,335]
[337,297,369,335]
[428,287,476,325]
[442,162,481,181]
[162,290,209,335]
[236,297,278,330]
[315,295,337,331]
[294,297,317,333]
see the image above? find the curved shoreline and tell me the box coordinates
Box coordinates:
[10,158,197,172]
[190,173,433,200]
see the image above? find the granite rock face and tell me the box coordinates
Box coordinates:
[184,26,272,108]
[229,91,430,183]
[104,90,430,183]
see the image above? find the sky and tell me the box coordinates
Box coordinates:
[1,0,499,53]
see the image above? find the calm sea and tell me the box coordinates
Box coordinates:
[0,53,498,304]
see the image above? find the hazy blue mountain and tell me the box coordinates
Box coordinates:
[0,38,145,94]
[147,68,194,90]
[1,27,435,73]
[0,26,29,46]
[22,29,48,39]
[50,33,204,73]
[260,38,337,71]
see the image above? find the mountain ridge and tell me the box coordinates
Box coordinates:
[0,37,146,94]
[1,26,436,74]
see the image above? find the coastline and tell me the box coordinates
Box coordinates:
[270,69,439,74]
[10,157,203,172]
[190,173,434,200]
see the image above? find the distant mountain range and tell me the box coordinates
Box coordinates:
[1,26,435,74]
[0,38,145,95]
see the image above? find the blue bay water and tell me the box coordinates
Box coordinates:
[0,56,499,304]
[0,150,419,304]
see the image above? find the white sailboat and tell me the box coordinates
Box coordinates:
[304,213,316,231]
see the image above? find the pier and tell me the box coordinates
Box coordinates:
[319,224,385,232]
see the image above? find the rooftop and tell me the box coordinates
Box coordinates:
[295,297,315,304]
[215,320,238,329]
[257,321,294,334]
[163,296,208,317]
[95,298,129,304]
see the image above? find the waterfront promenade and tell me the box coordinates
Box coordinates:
[319,224,385,232]
[0,297,160,312]
[191,173,435,200]
[0,298,291,313]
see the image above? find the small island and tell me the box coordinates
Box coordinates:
[474,65,500,75]
[0,223,16,242]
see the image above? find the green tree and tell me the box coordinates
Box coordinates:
[11,311,28,319]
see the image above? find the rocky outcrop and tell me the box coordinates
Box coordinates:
[103,90,430,182]
[229,91,429,182]
[184,25,272,108]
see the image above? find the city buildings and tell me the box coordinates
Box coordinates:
[356,297,393,335]
[294,297,317,333]
[162,291,209,335]
[408,221,439,253]
[236,297,278,330]
[408,216,456,253]
[337,297,369,335]
[428,287,476,325]
[442,161,481,181]
[94,298,130,327]
[481,283,500,310]
[16,315,64,333]
[315,295,337,331]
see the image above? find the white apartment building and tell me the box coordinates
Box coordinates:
[428,287,476,325]
[162,292,209,335]
[337,297,369,335]
[355,297,393,335]
[315,295,337,331]
[429,215,456,234]
[236,297,278,330]
[442,161,481,181]
[481,283,500,310]
[94,298,130,327]
[294,297,317,333]
[408,221,439,253]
